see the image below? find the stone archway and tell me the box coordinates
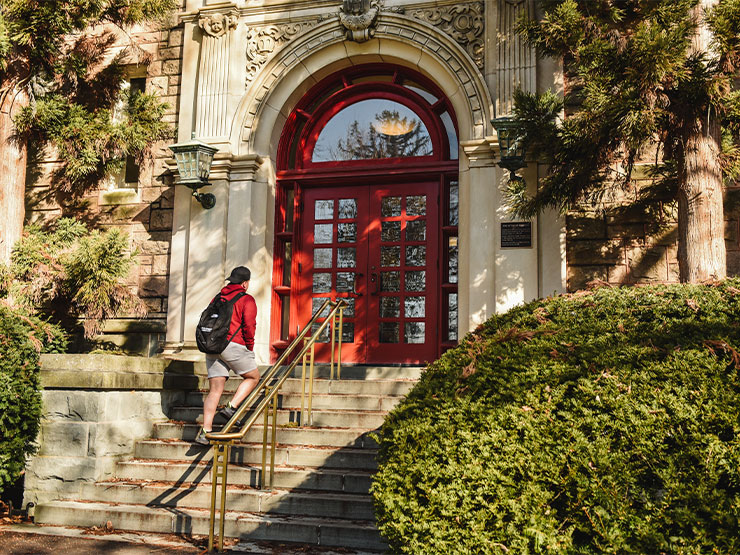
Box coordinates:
[230,11,494,159]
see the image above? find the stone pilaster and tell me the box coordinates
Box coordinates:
[195,10,238,139]
[492,0,536,116]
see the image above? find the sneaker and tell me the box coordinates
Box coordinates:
[194,428,210,446]
[217,404,236,422]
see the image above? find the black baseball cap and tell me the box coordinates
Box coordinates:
[226,266,251,283]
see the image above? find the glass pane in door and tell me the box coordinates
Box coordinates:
[301,188,366,362]
[368,183,439,362]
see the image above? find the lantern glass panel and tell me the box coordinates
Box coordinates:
[198,150,214,180]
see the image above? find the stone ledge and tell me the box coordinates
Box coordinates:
[100,319,166,333]
[39,354,203,390]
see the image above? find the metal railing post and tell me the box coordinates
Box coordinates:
[330,310,336,380]
[218,443,230,550]
[307,342,316,426]
[208,441,230,552]
[270,392,278,489]
[300,338,308,425]
[261,387,270,490]
[337,308,344,380]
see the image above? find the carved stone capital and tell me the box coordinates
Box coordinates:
[199,13,238,39]
[408,2,484,69]
[339,0,380,43]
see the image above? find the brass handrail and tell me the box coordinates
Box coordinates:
[206,298,346,551]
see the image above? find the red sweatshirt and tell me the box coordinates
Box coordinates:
[216,283,257,350]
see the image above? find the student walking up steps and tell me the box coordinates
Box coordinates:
[194,266,259,445]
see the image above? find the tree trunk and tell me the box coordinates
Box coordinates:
[677,115,726,282]
[0,88,28,265]
[676,0,726,283]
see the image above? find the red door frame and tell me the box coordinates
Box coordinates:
[270,64,458,364]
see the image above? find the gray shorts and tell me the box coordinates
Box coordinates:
[205,342,259,379]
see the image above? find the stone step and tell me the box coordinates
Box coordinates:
[169,406,387,429]
[154,422,379,449]
[79,481,375,520]
[117,365,420,391]
[116,460,373,493]
[33,500,386,551]
[209,377,416,397]
[292,365,422,381]
[134,440,378,471]
[184,391,403,412]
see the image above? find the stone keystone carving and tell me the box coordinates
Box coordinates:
[408,2,484,69]
[199,13,238,39]
[339,0,380,43]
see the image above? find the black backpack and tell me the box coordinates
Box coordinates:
[195,292,246,354]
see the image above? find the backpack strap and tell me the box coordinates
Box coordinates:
[224,291,247,345]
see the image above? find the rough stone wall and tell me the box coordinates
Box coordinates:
[23,354,196,507]
[566,182,740,290]
[23,20,184,353]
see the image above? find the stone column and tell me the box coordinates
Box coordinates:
[220,155,273,362]
[165,18,200,350]
[460,139,498,331]
[494,161,540,312]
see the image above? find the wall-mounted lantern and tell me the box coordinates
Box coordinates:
[169,134,219,209]
[491,116,527,182]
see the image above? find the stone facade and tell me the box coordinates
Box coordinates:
[25,0,739,361]
[23,354,198,506]
[566,182,740,291]
[24,20,184,352]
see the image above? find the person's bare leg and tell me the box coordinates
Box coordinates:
[230,368,260,409]
[203,376,227,431]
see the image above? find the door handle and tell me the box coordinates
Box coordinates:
[370,272,378,296]
[354,273,364,296]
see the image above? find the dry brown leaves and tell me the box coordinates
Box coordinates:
[703,340,740,370]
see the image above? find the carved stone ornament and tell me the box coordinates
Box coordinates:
[199,13,238,39]
[408,2,484,69]
[339,0,380,43]
[246,22,318,82]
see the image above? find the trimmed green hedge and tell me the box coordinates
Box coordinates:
[372,281,740,554]
[0,305,66,493]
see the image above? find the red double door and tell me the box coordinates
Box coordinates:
[297,182,439,364]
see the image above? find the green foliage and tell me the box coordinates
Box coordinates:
[373,281,740,554]
[0,303,66,494]
[3,217,145,338]
[0,0,177,195]
[509,0,740,218]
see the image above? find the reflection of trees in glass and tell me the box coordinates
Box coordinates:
[329,110,432,160]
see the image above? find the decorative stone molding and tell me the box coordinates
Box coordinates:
[246,21,318,82]
[339,0,380,43]
[198,12,238,39]
[461,138,498,168]
[408,2,484,69]
[237,13,492,149]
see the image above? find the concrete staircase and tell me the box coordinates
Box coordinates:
[33,365,421,551]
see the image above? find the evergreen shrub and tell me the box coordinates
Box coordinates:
[3,217,145,339]
[372,281,740,554]
[0,304,66,494]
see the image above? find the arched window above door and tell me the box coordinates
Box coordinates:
[312,99,434,162]
[278,65,459,171]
